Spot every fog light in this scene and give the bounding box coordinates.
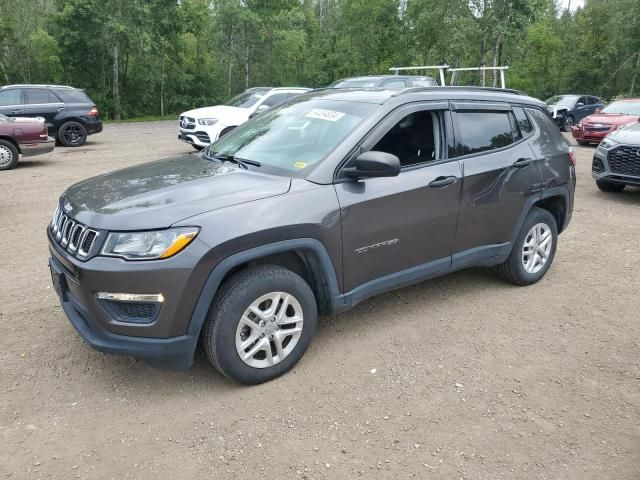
[96,292,164,303]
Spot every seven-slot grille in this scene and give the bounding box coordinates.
[51,205,98,259]
[607,146,640,177]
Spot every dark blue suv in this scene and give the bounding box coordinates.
[545,94,603,131]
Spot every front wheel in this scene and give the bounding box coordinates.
[497,207,558,286]
[596,180,625,193]
[0,139,19,170]
[58,121,88,147]
[202,265,317,384]
[191,144,205,151]
[562,115,574,132]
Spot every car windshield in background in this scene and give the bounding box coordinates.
[601,101,640,115]
[207,98,375,175]
[545,95,578,106]
[331,79,380,88]
[226,90,270,108]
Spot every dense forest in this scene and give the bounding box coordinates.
[0,0,638,120]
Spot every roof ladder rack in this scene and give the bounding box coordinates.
[389,65,450,87]
[448,66,509,89]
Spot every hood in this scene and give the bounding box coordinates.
[180,105,251,122]
[606,123,640,143]
[581,113,640,126]
[61,154,291,230]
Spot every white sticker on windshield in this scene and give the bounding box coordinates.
[305,108,345,122]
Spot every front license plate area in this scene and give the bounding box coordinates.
[50,266,68,302]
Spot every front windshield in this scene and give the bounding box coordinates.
[206,97,376,175]
[601,100,640,115]
[331,79,380,88]
[226,89,270,108]
[545,95,578,106]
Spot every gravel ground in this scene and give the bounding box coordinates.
[1,122,639,479]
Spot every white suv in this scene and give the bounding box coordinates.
[178,87,311,150]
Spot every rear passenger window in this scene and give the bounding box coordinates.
[26,89,59,104]
[456,111,515,155]
[513,107,534,136]
[0,89,22,106]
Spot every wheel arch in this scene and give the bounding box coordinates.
[535,191,569,233]
[187,239,341,340]
[0,136,21,154]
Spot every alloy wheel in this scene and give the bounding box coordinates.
[0,144,14,167]
[62,125,85,146]
[235,291,304,369]
[521,223,553,274]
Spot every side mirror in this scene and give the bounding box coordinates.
[343,151,401,179]
[576,102,585,108]
[594,108,602,113]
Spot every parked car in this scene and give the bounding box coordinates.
[0,84,102,147]
[48,87,575,384]
[329,75,439,89]
[545,94,603,131]
[571,98,640,145]
[591,122,640,192]
[178,87,311,150]
[0,113,54,170]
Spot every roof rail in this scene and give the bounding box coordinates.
[391,85,527,97]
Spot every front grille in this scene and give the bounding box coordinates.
[179,116,196,130]
[50,206,99,259]
[607,146,640,176]
[585,124,612,132]
[592,157,605,173]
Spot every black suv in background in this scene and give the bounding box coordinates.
[0,85,102,146]
[48,87,575,384]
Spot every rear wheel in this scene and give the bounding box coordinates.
[498,208,558,286]
[0,139,19,170]
[202,265,317,384]
[596,180,625,193]
[58,121,87,147]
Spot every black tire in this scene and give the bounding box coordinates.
[58,121,87,147]
[562,115,574,132]
[497,207,558,286]
[577,140,590,146]
[596,180,625,193]
[202,265,317,385]
[0,139,19,170]
[191,144,205,151]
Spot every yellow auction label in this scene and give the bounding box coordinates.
[294,161,308,169]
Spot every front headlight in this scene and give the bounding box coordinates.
[598,138,619,150]
[101,227,199,260]
[197,118,218,126]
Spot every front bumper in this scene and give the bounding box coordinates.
[592,144,640,187]
[47,226,214,369]
[178,129,215,148]
[571,125,609,143]
[20,137,55,157]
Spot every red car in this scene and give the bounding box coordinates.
[0,113,54,170]
[571,98,640,145]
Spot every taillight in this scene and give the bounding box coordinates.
[87,106,99,116]
[568,148,576,166]
[40,124,48,138]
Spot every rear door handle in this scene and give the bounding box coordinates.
[56,107,65,112]
[11,109,22,114]
[428,176,457,188]
[513,158,534,168]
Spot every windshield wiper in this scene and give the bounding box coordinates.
[203,150,261,169]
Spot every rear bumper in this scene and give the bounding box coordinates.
[86,118,103,135]
[19,137,55,157]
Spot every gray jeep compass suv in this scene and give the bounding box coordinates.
[48,87,575,384]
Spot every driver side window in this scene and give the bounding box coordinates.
[371,110,443,167]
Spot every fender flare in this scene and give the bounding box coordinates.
[185,238,341,341]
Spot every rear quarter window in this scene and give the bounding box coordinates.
[54,89,93,104]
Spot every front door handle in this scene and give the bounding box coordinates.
[513,158,534,168]
[428,176,457,188]
[56,106,65,112]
